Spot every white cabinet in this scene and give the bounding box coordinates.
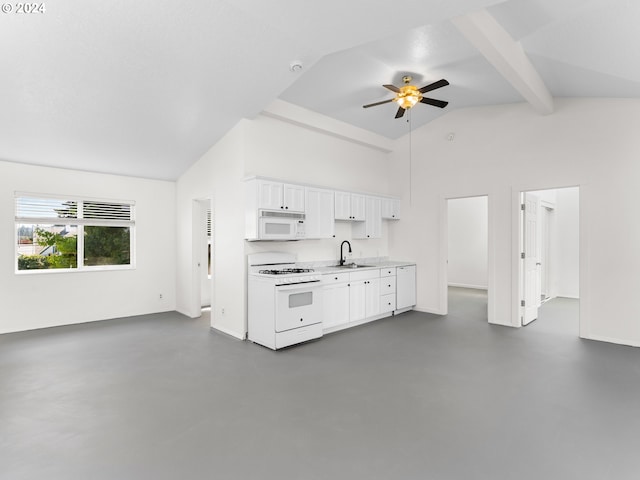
[380,276,396,295]
[352,196,382,239]
[364,277,381,318]
[380,267,396,313]
[351,194,366,221]
[382,198,401,219]
[396,265,417,309]
[255,179,305,212]
[349,269,380,322]
[349,279,380,321]
[380,294,396,314]
[284,184,305,212]
[349,280,367,322]
[335,192,366,221]
[321,266,413,332]
[323,282,350,329]
[305,187,335,239]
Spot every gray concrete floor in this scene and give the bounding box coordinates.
[2,290,640,479]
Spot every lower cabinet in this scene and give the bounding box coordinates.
[380,294,396,314]
[322,265,415,333]
[323,282,350,329]
[349,277,380,322]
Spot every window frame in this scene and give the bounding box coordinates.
[14,192,136,275]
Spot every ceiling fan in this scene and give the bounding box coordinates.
[363,75,449,119]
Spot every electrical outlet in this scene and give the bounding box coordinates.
[221,308,225,315]
[159,293,163,299]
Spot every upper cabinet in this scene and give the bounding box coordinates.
[335,192,366,221]
[352,196,382,239]
[246,177,400,241]
[305,187,335,239]
[381,198,401,220]
[256,179,305,212]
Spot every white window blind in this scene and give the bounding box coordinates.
[16,195,134,226]
[16,197,78,222]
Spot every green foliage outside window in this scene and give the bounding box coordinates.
[17,226,130,270]
[84,226,130,266]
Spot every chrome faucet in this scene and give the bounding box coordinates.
[339,240,352,266]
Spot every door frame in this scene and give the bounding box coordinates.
[189,196,214,319]
[439,193,494,323]
[512,184,586,336]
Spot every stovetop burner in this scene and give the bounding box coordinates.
[258,268,314,275]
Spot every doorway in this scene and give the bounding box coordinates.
[518,187,579,334]
[446,195,489,322]
[191,198,213,318]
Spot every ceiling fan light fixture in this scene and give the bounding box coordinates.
[394,85,422,109]
[362,76,448,117]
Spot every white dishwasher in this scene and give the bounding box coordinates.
[396,265,416,310]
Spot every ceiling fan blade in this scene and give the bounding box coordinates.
[383,84,401,93]
[362,98,395,109]
[419,79,449,94]
[395,107,406,119]
[420,97,448,108]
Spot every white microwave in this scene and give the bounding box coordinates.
[257,210,306,241]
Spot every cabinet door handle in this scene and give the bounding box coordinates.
[334,277,338,280]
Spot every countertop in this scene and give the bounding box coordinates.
[311,260,415,275]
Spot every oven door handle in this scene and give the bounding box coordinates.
[275,281,321,291]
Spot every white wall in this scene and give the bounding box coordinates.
[388,98,640,347]
[447,196,488,289]
[555,187,579,298]
[0,160,176,334]
[176,122,247,338]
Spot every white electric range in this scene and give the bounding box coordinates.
[247,252,323,350]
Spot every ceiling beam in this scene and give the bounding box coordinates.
[262,99,395,153]
[452,9,554,115]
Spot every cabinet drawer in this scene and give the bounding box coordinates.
[350,269,380,281]
[380,276,396,295]
[321,272,350,284]
[380,267,396,277]
[380,294,396,313]
[275,323,323,349]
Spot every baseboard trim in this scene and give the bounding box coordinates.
[448,283,488,290]
[413,306,446,316]
[210,324,245,340]
[556,294,579,300]
[583,333,640,348]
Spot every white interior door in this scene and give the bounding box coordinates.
[540,206,553,303]
[522,193,541,325]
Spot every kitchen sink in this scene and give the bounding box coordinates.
[332,264,375,269]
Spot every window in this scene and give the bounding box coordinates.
[15,194,135,273]
[207,207,212,278]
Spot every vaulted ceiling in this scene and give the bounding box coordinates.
[1,0,639,180]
